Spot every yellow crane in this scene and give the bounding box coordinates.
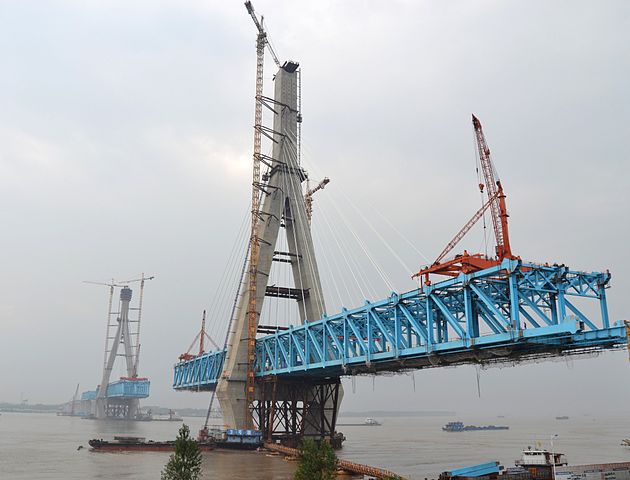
[244,0,280,429]
[305,177,330,225]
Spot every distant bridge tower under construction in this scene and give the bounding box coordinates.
[82,276,153,420]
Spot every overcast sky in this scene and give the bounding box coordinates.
[1,1,629,417]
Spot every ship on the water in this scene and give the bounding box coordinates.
[198,427,264,450]
[151,409,183,422]
[515,446,567,480]
[442,421,509,432]
[90,428,266,452]
[441,446,630,480]
[88,435,215,452]
[516,446,630,480]
[337,417,382,427]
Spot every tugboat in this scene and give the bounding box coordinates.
[88,435,215,452]
[442,421,509,432]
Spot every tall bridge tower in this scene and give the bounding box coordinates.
[216,61,342,439]
[173,12,627,444]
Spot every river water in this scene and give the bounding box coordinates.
[1,412,629,479]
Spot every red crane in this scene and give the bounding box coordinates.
[472,114,513,260]
[179,311,220,362]
[413,115,517,285]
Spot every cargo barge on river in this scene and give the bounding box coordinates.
[443,421,509,432]
[88,435,215,452]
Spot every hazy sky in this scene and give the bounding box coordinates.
[1,1,629,418]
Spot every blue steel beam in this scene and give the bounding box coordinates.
[172,350,225,390]
[173,260,624,391]
[82,379,151,399]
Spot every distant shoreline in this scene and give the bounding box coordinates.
[339,410,455,417]
[0,402,213,417]
[2,402,455,419]
[0,402,61,413]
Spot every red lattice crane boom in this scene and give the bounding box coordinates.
[472,114,513,260]
[413,115,517,285]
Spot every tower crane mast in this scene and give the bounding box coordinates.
[245,1,281,68]
[243,0,282,429]
[304,177,330,224]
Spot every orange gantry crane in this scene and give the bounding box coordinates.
[413,115,518,285]
[179,311,220,362]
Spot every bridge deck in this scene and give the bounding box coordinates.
[173,260,626,391]
[82,379,151,399]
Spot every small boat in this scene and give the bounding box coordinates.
[88,435,215,452]
[337,418,381,427]
[555,416,569,420]
[152,409,183,422]
[442,421,509,432]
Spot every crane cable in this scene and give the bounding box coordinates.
[473,124,489,258]
[203,219,251,431]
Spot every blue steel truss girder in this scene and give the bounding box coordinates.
[172,350,225,391]
[172,260,622,391]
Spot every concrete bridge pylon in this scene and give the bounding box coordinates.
[216,62,343,441]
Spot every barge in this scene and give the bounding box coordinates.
[88,435,215,452]
[555,462,630,480]
[443,421,509,432]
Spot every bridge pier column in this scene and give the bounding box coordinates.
[254,376,344,448]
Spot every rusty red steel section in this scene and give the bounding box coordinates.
[264,442,406,479]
